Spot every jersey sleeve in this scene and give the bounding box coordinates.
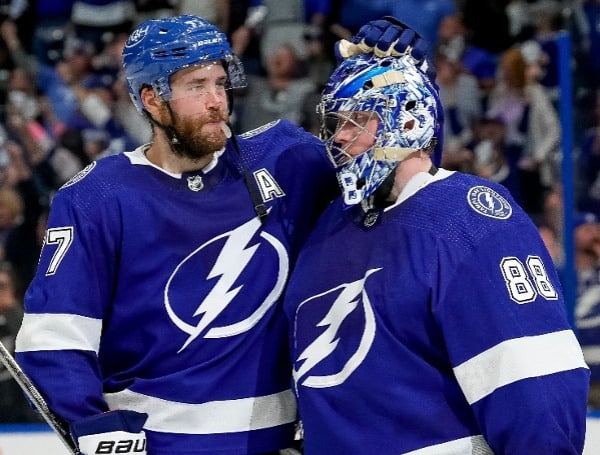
[15,178,119,423]
[435,215,589,454]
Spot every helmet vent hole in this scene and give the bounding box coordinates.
[406,100,416,111]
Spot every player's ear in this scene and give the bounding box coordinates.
[141,86,163,117]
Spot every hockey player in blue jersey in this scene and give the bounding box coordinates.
[12,13,432,455]
[283,53,590,454]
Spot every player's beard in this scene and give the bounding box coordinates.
[170,110,229,161]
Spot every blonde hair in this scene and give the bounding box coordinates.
[0,187,24,225]
[499,47,527,90]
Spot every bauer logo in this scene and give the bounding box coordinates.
[94,438,146,453]
[467,185,512,220]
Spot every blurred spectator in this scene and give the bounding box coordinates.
[541,182,565,241]
[174,0,227,31]
[230,0,309,76]
[578,89,600,214]
[70,0,135,51]
[506,0,535,41]
[0,260,41,423]
[519,1,565,106]
[303,0,335,87]
[435,47,482,166]
[49,128,87,184]
[581,0,600,91]
[572,211,600,409]
[0,182,43,291]
[388,0,456,51]
[229,0,264,76]
[111,71,152,146]
[236,43,316,132]
[486,46,561,218]
[135,0,178,23]
[328,0,391,39]
[0,186,23,247]
[470,115,521,201]
[436,13,467,64]
[29,0,76,66]
[328,0,455,57]
[538,221,563,266]
[461,46,498,114]
[1,19,113,132]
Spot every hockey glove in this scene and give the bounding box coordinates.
[71,410,148,455]
[335,16,433,77]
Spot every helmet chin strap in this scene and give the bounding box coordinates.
[371,171,396,208]
[145,102,186,156]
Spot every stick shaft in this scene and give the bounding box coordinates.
[0,340,80,454]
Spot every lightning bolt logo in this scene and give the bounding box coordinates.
[482,191,494,210]
[293,268,380,389]
[165,215,289,352]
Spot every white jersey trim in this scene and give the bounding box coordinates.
[104,388,297,434]
[402,435,492,455]
[15,313,102,353]
[454,330,588,404]
[124,145,225,177]
[387,168,455,210]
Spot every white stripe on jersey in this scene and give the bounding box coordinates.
[454,330,588,404]
[402,435,492,455]
[16,313,102,353]
[105,388,297,434]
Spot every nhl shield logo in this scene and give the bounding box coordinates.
[187,175,204,191]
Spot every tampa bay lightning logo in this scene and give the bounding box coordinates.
[60,162,97,189]
[467,185,512,219]
[293,268,380,389]
[125,24,149,47]
[165,215,288,352]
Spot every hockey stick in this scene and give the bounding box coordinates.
[0,340,80,454]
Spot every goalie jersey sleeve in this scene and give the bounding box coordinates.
[284,169,589,455]
[15,120,337,455]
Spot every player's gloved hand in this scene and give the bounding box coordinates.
[335,16,430,63]
[70,410,148,455]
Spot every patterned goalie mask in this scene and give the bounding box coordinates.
[318,54,440,208]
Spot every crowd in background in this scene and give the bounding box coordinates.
[0,0,599,422]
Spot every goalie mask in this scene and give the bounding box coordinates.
[122,15,247,114]
[318,54,440,208]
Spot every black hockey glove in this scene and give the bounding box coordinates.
[71,410,148,455]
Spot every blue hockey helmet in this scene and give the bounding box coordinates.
[318,53,441,207]
[122,15,247,114]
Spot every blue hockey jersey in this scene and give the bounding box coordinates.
[284,169,590,454]
[15,120,337,454]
